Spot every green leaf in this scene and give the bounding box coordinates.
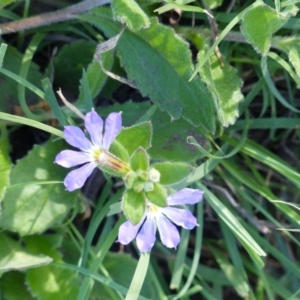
[210,246,250,297]
[81,10,216,133]
[109,139,130,164]
[272,36,300,78]
[122,189,146,224]
[126,253,150,300]
[0,130,11,202]
[112,0,150,31]
[77,51,114,107]
[0,0,15,10]
[202,0,223,9]
[92,252,153,299]
[0,232,52,271]
[0,46,43,113]
[130,147,149,172]
[24,235,80,300]
[53,40,96,98]
[116,121,152,155]
[99,101,208,162]
[152,162,193,185]
[198,48,244,126]
[1,271,33,300]
[198,183,266,267]
[149,111,207,161]
[241,5,287,55]
[145,183,167,207]
[1,139,77,236]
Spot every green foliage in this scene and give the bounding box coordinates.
[152,161,193,185]
[81,9,217,133]
[130,147,149,171]
[0,46,42,113]
[1,271,33,300]
[202,0,222,9]
[77,51,115,107]
[116,121,152,155]
[1,1,300,300]
[93,252,153,299]
[241,5,286,55]
[198,48,244,127]
[0,0,15,10]
[145,183,167,207]
[122,188,146,224]
[1,139,77,236]
[53,40,97,97]
[0,130,11,201]
[25,235,80,300]
[0,233,52,272]
[112,0,150,31]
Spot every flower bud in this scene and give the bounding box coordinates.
[148,168,160,183]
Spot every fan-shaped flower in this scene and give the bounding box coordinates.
[118,188,204,252]
[55,111,129,191]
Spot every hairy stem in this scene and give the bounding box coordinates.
[0,0,111,35]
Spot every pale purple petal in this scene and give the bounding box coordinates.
[103,112,122,150]
[85,111,103,147]
[64,162,97,191]
[168,188,204,206]
[55,150,92,168]
[161,207,198,229]
[64,126,92,151]
[136,214,156,252]
[156,214,180,249]
[118,219,143,245]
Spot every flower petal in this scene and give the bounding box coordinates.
[85,111,103,147]
[167,188,204,206]
[117,219,143,245]
[64,126,92,151]
[103,112,122,150]
[64,162,96,191]
[136,214,156,252]
[161,207,198,229]
[55,150,91,168]
[156,214,180,249]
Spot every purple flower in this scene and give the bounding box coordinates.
[118,188,204,252]
[55,111,129,191]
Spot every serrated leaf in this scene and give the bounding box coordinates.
[81,9,216,133]
[0,233,52,271]
[198,48,244,126]
[24,235,80,300]
[152,162,193,185]
[112,0,150,31]
[116,121,152,155]
[241,5,287,55]
[77,51,114,106]
[0,131,11,201]
[130,147,149,171]
[1,139,77,236]
[145,183,167,207]
[122,189,146,224]
[1,271,33,300]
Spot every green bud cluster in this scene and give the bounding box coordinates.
[107,121,194,225]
